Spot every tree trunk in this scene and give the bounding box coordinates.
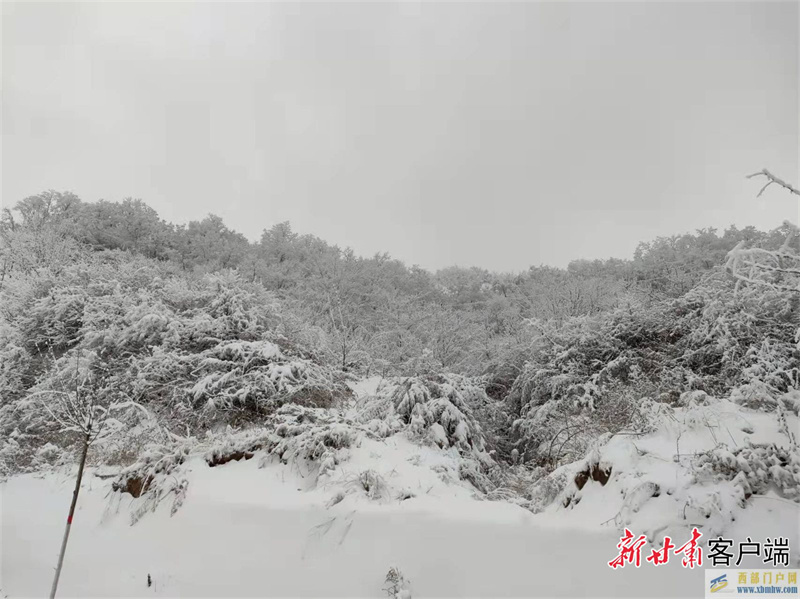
[50,432,90,599]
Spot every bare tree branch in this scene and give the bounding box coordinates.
[746,168,800,198]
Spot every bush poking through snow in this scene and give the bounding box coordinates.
[524,468,570,513]
[111,435,194,524]
[264,404,361,479]
[353,374,504,493]
[384,566,412,599]
[204,427,271,467]
[358,469,388,500]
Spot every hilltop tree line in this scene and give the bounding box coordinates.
[0,188,797,484]
[2,191,793,386]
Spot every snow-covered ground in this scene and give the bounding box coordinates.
[2,456,700,598]
[2,380,797,598]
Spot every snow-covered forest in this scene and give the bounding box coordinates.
[1,189,799,597]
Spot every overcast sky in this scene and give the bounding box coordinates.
[2,1,799,271]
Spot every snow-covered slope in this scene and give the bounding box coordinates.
[3,450,700,598]
[2,380,798,598]
[527,392,800,552]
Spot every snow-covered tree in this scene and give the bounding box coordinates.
[27,351,145,598]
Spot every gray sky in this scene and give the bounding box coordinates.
[2,1,799,271]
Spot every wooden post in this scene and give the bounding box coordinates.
[49,431,91,599]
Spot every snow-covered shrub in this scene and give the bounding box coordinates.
[730,339,800,414]
[202,404,364,480]
[32,442,68,469]
[0,392,79,477]
[106,405,370,522]
[384,566,412,599]
[111,435,195,524]
[96,421,163,468]
[0,429,40,480]
[263,404,363,480]
[508,270,799,468]
[0,318,31,403]
[726,221,800,297]
[357,375,496,462]
[510,382,662,469]
[517,381,800,540]
[352,374,502,493]
[122,318,350,429]
[184,340,344,413]
[0,249,355,472]
[204,426,271,467]
[356,469,389,500]
[523,467,570,513]
[693,443,800,502]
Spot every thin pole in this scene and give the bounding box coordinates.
[50,432,90,599]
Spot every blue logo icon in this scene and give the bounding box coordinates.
[710,574,728,593]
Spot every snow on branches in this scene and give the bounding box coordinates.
[694,442,800,502]
[356,375,496,463]
[728,169,799,298]
[726,226,800,295]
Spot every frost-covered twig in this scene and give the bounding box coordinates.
[747,168,800,197]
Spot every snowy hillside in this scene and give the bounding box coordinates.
[2,194,799,598]
[3,379,797,598]
[4,0,800,594]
